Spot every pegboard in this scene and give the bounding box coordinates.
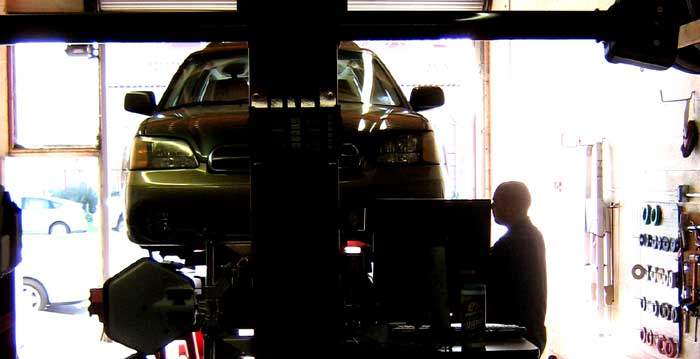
[635,201,683,358]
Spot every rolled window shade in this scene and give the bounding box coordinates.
[100,1,237,12]
[99,0,485,12]
[348,1,485,11]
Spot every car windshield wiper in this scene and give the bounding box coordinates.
[163,99,249,111]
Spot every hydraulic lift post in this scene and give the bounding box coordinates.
[241,1,345,358]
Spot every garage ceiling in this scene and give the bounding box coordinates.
[99,0,485,12]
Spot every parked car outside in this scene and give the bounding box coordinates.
[123,41,446,251]
[16,231,101,311]
[19,196,89,235]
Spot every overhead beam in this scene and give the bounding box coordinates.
[340,11,620,40]
[0,12,248,43]
[0,11,634,44]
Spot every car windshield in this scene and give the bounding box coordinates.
[160,49,405,110]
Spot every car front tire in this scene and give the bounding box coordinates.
[49,222,71,235]
[22,278,49,311]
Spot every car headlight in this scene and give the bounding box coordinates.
[129,136,198,170]
[377,134,420,164]
[376,133,439,165]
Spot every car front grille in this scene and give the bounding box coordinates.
[208,143,362,173]
[208,145,250,172]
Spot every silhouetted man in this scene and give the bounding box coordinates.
[486,181,547,355]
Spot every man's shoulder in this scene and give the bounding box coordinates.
[513,219,543,239]
[507,222,545,253]
[491,234,518,257]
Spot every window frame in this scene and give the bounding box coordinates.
[7,46,101,156]
[5,43,110,283]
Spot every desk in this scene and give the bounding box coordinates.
[483,338,540,358]
[339,337,540,359]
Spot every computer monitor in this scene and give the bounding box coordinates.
[367,199,491,326]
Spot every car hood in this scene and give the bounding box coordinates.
[139,103,431,158]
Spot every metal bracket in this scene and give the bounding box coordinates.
[660,90,695,103]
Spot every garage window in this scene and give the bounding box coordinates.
[10,43,100,151]
[348,0,485,11]
[99,0,237,12]
[98,0,485,12]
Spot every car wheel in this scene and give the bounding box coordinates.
[49,222,71,235]
[22,278,48,311]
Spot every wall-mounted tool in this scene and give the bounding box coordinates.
[643,205,653,225]
[640,327,680,357]
[671,271,681,288]
[660,303,680,323]
[642,204,661,225]
[658,335,679,357]
[648,205,663,226]
[652,300,660,317]
[638,234,682,253]
[641,296,649,311]
[672,306,680,323]
[687,224,700,248]
[632,264,647,280]
[584,143,617,310]
[665,91,699,158]
[640,233,648,246]
[644,265,679,288]
[680,213,692,253]
[639,298,681,322]
[682,119,698,158]
[677,209,700,350]
[631,265,679,287]
[678,185,700,203]
[689,255,699,305]
[682,256,699,330]
[641,326,654,344]
[678,91,699,158]
[661,236,671,251]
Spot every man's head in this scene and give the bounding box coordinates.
[492,181,531,226]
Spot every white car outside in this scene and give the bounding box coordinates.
[19,196,89,235]
[16,232,101,311]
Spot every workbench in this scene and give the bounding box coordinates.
[338,337,540,359]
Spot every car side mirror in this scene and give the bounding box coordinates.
[124,91,156,116]
[409,86,444,112]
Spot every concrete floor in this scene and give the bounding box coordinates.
[16,301,137,358]
[15,230,148,359]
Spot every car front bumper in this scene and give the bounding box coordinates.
[126,164,444,247]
